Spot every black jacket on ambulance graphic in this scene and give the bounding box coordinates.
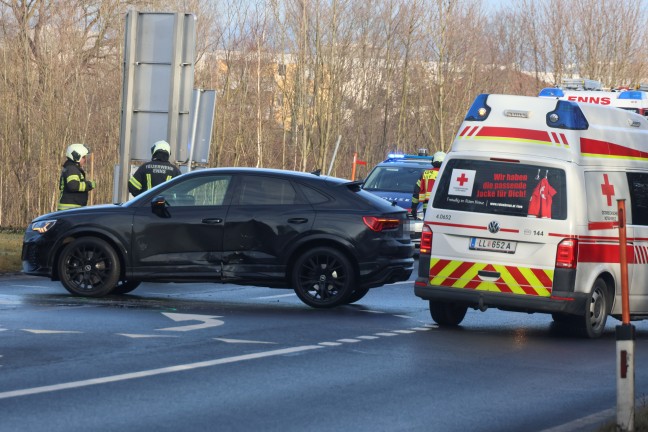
[527,177,556,218]
[128,151,182,197]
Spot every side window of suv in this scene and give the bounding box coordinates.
[235,176,306,205]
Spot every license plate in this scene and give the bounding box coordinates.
[469,237,517,253]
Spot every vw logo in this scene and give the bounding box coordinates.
[488,221,500,234]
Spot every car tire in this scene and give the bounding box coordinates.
[58,237,121,297]
[429,300,467,326]
[292,247,355,308]
[572,278,610,338]
[346,286,371,304]
[112,280,141,295]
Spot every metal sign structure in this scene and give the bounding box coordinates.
[117,11,196,202]
[186,89,216,169]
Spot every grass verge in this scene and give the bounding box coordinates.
[0,229,24,274]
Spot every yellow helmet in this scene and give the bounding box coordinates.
[66,143,90,162]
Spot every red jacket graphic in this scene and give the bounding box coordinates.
[527,178,556,218]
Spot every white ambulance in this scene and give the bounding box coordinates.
[415,93,648,338]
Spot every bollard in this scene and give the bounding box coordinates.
[616,199,635,431]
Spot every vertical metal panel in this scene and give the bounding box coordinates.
[187,89,216,166]
[116,11,196,202]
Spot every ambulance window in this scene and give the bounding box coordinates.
[432,159,567,220]
[627,172,648,225]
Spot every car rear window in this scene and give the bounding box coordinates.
[433,159,567,220]
[363,165,427,193]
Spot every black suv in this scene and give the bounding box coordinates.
[22,168,414,308]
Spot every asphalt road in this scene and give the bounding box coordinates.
[1,265,647,432]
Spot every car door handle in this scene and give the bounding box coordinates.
[202,218,223,224]
[287,218,308,224]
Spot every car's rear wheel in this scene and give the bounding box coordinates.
[346,286,371,304]
[429,300,467,326]
[58,237,120,297]
[112,280,141,295]
[292,247,355,308]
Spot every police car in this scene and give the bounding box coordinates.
[362,150,433,247]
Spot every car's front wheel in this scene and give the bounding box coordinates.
[58,237,120,297]
[292,247,355,308]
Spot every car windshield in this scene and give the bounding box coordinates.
[363,165,427,193]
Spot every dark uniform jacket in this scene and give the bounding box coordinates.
[58,159,94,211]
[128,152,182,197]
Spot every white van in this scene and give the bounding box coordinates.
[415,94,648,338]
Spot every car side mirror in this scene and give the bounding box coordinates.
[151,195,170,218]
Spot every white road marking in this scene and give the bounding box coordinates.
[538,407,615,432]
[214,338,276,344]
[255,293,296,299]
[318,342,342,346]
[0,345,323,400]
[375,332,398,337]
[9,285,44,288]
[358,310,385,314]
[157,313,224,332]
[118,334,179,339]
[21,329,82,334]
[393,314,412,319]
[337,338,360,343]
[356,335,379,340]
[392,330,415,334]
[410,327,432,331]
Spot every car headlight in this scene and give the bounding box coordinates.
[31,220,57,233]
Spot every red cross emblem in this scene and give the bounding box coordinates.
[600,174,615,206]
[456,173,469,186]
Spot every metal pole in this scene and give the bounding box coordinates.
[327,135,341,176]
[187,89,201,173]
[616,199,635,432]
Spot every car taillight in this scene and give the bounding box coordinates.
[420,224,432,255]
[363,216,400,232]
[555,238,578,269]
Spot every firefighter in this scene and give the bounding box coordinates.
[58,143,95,211]
[128,140,182,197]
[410,151,446,218]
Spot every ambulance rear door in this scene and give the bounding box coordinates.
[425,156,569,298]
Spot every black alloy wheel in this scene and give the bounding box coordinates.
[58,237,121,297]
[112,280,142,295]
[292,247,355,308]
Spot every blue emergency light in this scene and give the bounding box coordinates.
[618,91,646,100]
[538,88,565,98]
[465,94,491,121]
[546,100,589,130]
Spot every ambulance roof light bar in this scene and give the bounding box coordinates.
[546,100,589,130]
[562,78,602,91]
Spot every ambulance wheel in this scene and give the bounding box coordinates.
[429,301,467,326]
[574,278,610,339]
[58,237,120,297]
